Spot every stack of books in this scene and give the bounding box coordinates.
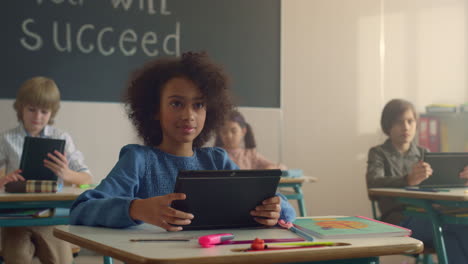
[293,216,411,239]
[426,104,457,113]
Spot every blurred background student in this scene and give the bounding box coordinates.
[0,76,92,264]
[366,98,468,263]
[215,110,286,170]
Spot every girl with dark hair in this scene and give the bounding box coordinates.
[215,110,287,170]
[70,52,296,231]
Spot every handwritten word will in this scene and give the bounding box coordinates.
[111,0,171,15]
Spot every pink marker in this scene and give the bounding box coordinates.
[198,233,235,248]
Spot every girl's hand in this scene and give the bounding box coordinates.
[129,193,194,231]
[0,169,25,187]
[407,161,433,186]
[43,150,74,182]
[460,166,468,179]
[251,196,281,226]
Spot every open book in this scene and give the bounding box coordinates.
[293,216,411,239]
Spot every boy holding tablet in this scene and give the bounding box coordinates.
[366,99,468,262]
[0,76,92,264]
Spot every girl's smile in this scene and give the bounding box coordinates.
[179,124,196,134]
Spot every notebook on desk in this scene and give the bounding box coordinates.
[419,152,468,188]
[171,169,281,230]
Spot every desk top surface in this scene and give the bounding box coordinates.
[0,187,85,202]
[54,218,422,264]
[369,187,468,201]
[279,176,318,184]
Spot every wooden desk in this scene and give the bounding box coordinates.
[279,176,317,184]
[0,187,84,227]
[54,218,422,264]
[368,187,468,264]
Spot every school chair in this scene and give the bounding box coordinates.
[370,198,436,264]
[279,169,308,217]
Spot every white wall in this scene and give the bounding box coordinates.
[1,0,467,220]
[282,0,468,218]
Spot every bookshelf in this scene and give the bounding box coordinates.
[418,112,468,152]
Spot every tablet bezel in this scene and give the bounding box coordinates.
[172,169,281,230]
[420,152,468,188]
[19,136,65,181]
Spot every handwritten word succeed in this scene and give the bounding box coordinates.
[20,18,180,57]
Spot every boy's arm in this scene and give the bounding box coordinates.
[44,150,92,185]
[366,148,408,188]
[62,132,93,184]
[64,171,92,185]
[460,166,468,180]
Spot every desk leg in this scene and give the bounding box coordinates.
[294,186,307,217]
[401,198,449,264]
[103,256,113,264]
[422,200,448,264]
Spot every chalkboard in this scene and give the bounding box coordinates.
[0,0,280,108]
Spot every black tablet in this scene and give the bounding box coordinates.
[19,136,66,181]
[420,152,468,188]
[172,169,281,230]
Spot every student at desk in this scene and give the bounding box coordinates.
[366,98,468,263]
[70,52,296,231]
[0,77,93,264]
[215,110,287,170]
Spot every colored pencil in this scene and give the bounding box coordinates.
[290,225,315,241]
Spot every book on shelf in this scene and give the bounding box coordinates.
[461,103,468,112]
[293,216,411,239]
[428,117,440,152]
[439,121,449,152]
[418,117,430,150]
[425,104,457,113]
[0,208,53,219]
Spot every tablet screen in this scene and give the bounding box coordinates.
[172,169,281,230]
[19,137,65,181]
[420,152,468,188]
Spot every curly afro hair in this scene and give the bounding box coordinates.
[123,52,234,148]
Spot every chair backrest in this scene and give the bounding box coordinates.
[370,199,381,220]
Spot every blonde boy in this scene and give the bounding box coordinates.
[0,76,92,264]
